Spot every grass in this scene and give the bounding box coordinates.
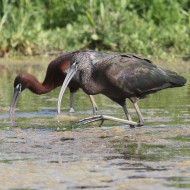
[0,0,189,59]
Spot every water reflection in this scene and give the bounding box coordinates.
[0,58,189,128]
[0,58,190,189]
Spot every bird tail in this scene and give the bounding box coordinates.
[164,69,187,87]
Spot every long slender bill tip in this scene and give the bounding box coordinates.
[9,90,20,118]
[57,66,77,114]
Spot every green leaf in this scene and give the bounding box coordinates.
[86,11,95,26]
[100,2,104,20]
[91,33,99,40]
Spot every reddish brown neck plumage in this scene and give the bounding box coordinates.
[29,79,53,95]
[20,73,54,94]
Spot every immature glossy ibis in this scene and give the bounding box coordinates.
[57,50,187,127]
[9,52,98,118]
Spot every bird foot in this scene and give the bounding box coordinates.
[92,105,98,115]
[76,115,138,127]
[69,108,75,113]
[93,108,98,115]
[137,120,144,127]
[76,115,103,125]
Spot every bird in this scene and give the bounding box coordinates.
[57,50,187,127]
[9,52,98,119]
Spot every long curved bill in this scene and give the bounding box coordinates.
[57,62,77,114]
[9,86,21,120]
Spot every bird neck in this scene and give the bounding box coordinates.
[29,77,54,95]
[80,65,102,95]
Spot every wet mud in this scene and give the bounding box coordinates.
[0,125,190,190]
[0,58,190,189]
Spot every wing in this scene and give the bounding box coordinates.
[99,54,171,97]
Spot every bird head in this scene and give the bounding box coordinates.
[9,73,31,118]
[57,53,92,114]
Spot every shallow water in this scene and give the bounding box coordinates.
[0,58,190,190]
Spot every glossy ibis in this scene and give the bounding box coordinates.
[9,52,98,118]
[57,50,187,127]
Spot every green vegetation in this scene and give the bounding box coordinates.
[0,0,189,58]
[169,135,190,142]
[167,177,190,189]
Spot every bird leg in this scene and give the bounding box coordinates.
[122,103,135,128]
[76,115,138,126]
[130,97,144,126]
[122,104,132,121]
[133,102,144,126]
[69,93,98,114]
[89,95,98,114]
[69,92,75,113]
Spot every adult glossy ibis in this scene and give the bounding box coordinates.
[9,52,98,119]
[57,50,187,127]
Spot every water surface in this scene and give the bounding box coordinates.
[0,58,190,190]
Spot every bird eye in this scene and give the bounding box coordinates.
[72,61,78,70]
[16,84,22,93]
[73,61,78,66]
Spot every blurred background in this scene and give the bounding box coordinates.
[0,0,189,59]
